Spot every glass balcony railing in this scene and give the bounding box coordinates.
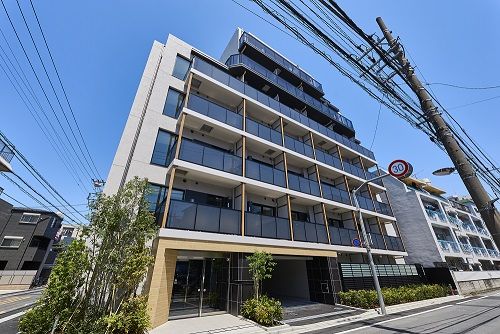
[167,199,241,235]
[356,195,375,211]
[329,226,360,247]
[187,94,243,129]
[476,226,489,236]
[245,159,286,188]
[462,223,477,233]
[292,220,329,244]
[284,135,314,159]
[425,209,447,223]
[385,235,405,252]
[314,148,343,170]
[438,240,460,253]
[343,161,367,179]
[0,140,14,163]
[487,249,499,258]
[366,170,384,186]
[321,183,351,205]
[368,233,386,250]
[179,139,242,175]
[192,57,376,160]
[450,200,470,213]
[472,246,487,257]
[239,32,323,93]
[288,173,321,197]
[245,212,291,240]
[460,243,473,254]
[227,54,345,128]
[374,201,393,216]
[447,215,463,229]
[246,118,282,145]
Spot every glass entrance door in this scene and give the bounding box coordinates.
[169,258,228,319]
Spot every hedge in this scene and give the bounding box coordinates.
[339,284,450,309]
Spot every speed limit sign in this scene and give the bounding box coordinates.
[388,160,413,179]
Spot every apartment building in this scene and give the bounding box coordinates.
[384,175,500,271]
[0,198,63,289]
[104,29,407,328]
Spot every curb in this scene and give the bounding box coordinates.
[0,287,43,299]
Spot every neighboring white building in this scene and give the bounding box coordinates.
[384,175,500,271]
[104,29,408,328]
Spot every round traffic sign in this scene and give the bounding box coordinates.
[388,160,413,179]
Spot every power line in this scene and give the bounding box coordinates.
[27,0,102,179]
[426,82,500,90]
[369,102,382,150]
[447,94,500,110]
[1,190,30,208]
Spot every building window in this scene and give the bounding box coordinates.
[291,211,309,222]
[0,236,23,248]
[146,184,168,213]
[248,202,276,217]
[163,88,185,118]
[172,55,191,80]
[151,130,175,166]
[62,227,74,237]
[19,213,40,224]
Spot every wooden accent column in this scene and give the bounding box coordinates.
[241,183,246,236]
[283,152,290,189]
[309,132,317,160]
[241,137,246,177]
[279,117,285,147]
[183,73,193,108]
[336,145,345,170]
[322,203,331,244]
[242,99,247,132]
[287,194,294,241]
[160,113,186,228]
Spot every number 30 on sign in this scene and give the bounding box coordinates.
[388,160,413,179]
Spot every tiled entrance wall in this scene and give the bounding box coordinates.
[228,252,253,315]
[306,256,342,304]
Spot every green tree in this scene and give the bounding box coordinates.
[19,177,158,334]
[247,251,276,300]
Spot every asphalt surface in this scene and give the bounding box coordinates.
[309,292,500,334]
[0,290,42,334]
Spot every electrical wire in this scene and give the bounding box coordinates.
[370,102,382,150]
[426,82,500,90]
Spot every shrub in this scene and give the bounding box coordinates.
[241,296,283,326]
[339,284,450,309]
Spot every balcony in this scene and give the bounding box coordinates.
[167,199,241,235]
[246,118,282,145]
[187,94,243,129]
[487,249,500,258]
[239,32,323,94]
[292,219,329,244]
[284,135,314,159]
[425,209,447,223]
[368,233,386,250]
[447,215,463,229]
[288,173,321,197]
[450,200,470,213]
[321,183,351,206]
[476,227,489,236]
[356,195,375,212]
[472,246,488,257]
[246,159,286,188]
[438,240,460,253]
[192,57,375,160]
[462,223,477,233]
[245,212,291,240]
[460,243,473,254]
[329,226,360,247]
[179,139,242,176]
[385,235,405,252]
[343,161,366,179]
[226,54,346,130]
[374,201,393,216]
[314,147,343,170]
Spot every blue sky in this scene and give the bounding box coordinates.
[1,0,499,220]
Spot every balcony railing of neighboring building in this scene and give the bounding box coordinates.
[245,159,286,188]
[0,140,14,163]
[460,243,473,254]
[449,200,470,213]
[192,57,376,160]
[476,226,489,236]
[447,215,463,229]
[187,94,243,130]
[226,53,350,131]
[321,182,351,206]
[166,199,241,235]
[179,139,243,176]
[438,240,460,253]
[239,32,324,94]
[288,173,321,197]
[461,222,477,234]
[245,212,291,240]
[425,208,447,223]
[487,248,499,258]
[292,219,330,244]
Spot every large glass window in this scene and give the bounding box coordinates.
[151,130,175,166]
[248,202,276,217]
[172,55,191,80]
[163,88,185,118]
[146,184,167,213]
[1,236,23,248]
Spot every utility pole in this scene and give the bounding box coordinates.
[375,17,500,247]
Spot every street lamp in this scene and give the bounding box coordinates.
[432,167,456,176]
[351,159,413,316]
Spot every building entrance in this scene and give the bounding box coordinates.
[169,257,229,319]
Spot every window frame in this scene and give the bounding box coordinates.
[171,54,191,80]
[150,129,176,167]
[162,87,185,118]
[0,236,24,249]
[19,213,41,224]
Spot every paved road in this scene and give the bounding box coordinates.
[0,290,42,334]
[311,292,500,334]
